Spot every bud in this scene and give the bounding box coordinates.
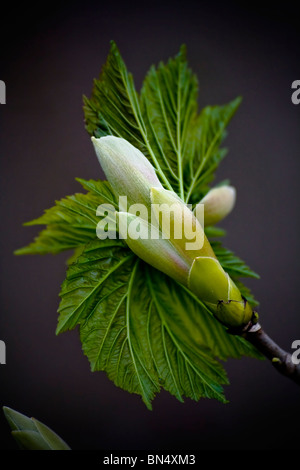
[92,136,253,328]
[194,185,236,227]
[3,406,71,450]
[188,256,252,326]
[92,135,162,211]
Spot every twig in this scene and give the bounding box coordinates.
[243,323,300,385]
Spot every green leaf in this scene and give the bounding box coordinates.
[58,238,262,408]
[59,239,158,408]
[211,241,260,280]
[205,225,227,238]
[149,272,262,361]
[57,239,133,333]
[14,179,116,256]
[83,41,141,142]
[75,177,118,208]
[3,406,71,450]
[184,98,242,203]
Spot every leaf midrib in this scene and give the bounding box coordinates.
[125,259,154,409]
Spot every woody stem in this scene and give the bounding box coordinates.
[243,324,300,385]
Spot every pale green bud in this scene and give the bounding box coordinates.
[194,185,236,227]
[92,137,253,328]
[92,136,162,210]
[3,406,71,450]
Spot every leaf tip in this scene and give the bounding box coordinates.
[144,400,153,411]
[55,324,63,336]
[109,40,119,55]
[178,43,187,59]
[13,246,31,256]
[235,95,243,107]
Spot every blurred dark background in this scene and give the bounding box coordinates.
[0,0,299,451]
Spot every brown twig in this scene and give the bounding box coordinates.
[243,323,300,385]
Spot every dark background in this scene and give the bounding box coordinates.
[0,0,299,451]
